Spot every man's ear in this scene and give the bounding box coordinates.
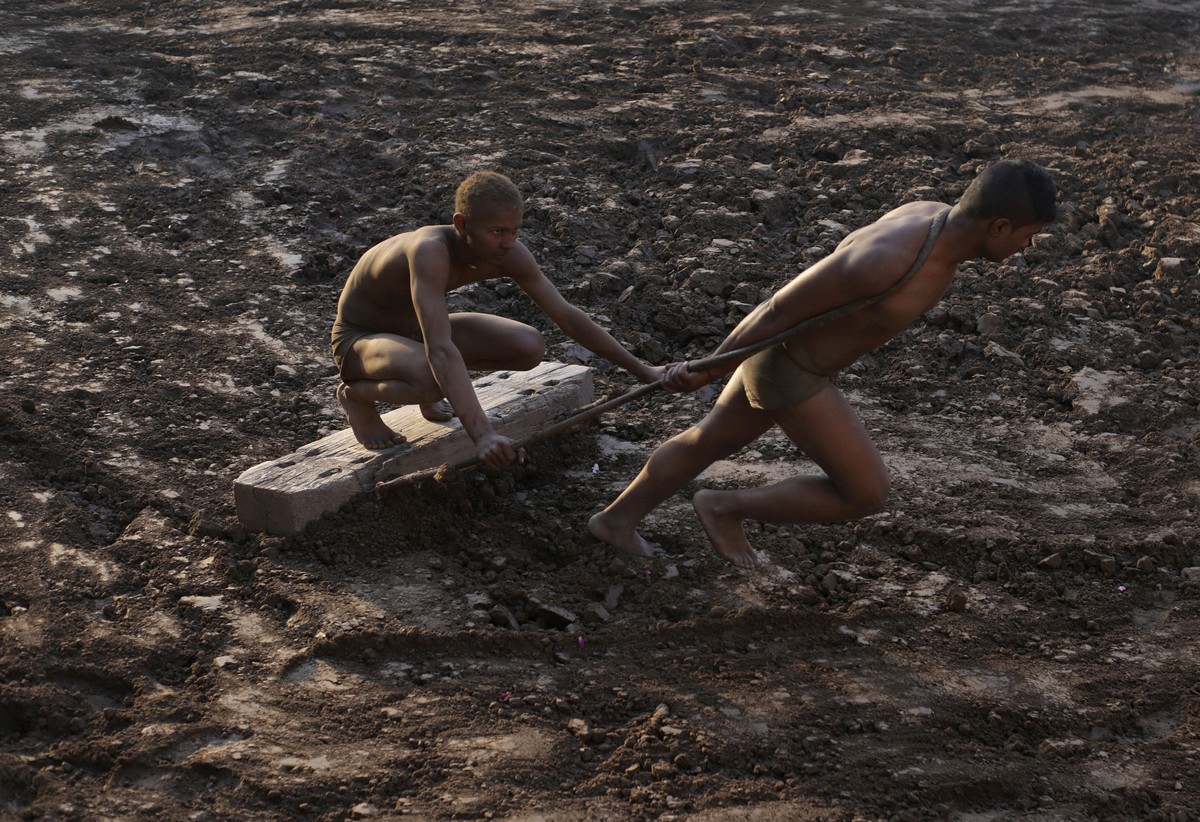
[988,217,1013,237]
[452,212,467,234]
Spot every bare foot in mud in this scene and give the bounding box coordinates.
[588,510,664,558]
[693,489,760,569]
[420,399,455,422]
[337,384,405,450]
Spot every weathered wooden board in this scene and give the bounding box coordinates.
[234,361,594,535]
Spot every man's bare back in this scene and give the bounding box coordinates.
[762,202,961,376]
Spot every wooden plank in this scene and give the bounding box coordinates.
[234,361,594,535]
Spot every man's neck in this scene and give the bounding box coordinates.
[447,228,482,270]
[937,210,987,265]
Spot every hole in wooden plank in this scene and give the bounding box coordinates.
[318,468,340,478]
[276,460,295,468]
[543,379,560,386]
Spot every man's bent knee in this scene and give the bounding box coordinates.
[849,474,890,516]
[512,327,545,370]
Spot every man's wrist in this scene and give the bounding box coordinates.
[462,417,495,444]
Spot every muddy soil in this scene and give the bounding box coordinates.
[3,1,1200,820]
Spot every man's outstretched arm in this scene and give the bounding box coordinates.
[512,246,667,384]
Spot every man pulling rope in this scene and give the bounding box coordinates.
[589,159,1058,568]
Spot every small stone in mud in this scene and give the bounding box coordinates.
[1136,556,1156,573]
[20,399,36,414]
[1083,549,1118,576]
[1038,552,1064,571]
[942,590,968,612]
[1153,257,1189,280]
[976,312,1004,336]
[604,585,623,610]
[529,600,578,629]
[466,592,494,610]
[749,162,777,179]
[792,586,820,606]
[673,752,697,771]
[489,605,520,631]
[188,510,224,539]
[649,760,677,779]
[583,603,611,623]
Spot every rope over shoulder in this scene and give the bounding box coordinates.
[687,205,951,374]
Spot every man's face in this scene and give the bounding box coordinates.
[461,206,522,264]
[984,219,1045,263]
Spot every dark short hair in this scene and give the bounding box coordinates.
[958,159,1057,227]
[454,171,523,218]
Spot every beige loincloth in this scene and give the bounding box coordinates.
[739,344,837,411]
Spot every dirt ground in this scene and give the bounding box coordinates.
[3,1,1200,819]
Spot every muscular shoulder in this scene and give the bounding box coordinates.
[407,226,453,260]
[878,200,947,220]
[353,227,423,271]
[836,205,945,281]
[831,228,915,289]
[392,226,454,281]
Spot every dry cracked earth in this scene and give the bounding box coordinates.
[2,1,1200,820]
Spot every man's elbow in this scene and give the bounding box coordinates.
[557,307,591,338]
[424,343,458,371]
[758,296,787,328]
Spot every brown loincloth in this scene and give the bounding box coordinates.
[739,344,837,411]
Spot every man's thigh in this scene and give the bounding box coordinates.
[692,370,776,451]
[341,333,429,382]
[770,387,886,486]
[447,312,541,364]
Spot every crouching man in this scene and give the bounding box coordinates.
[333,171,668,467]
